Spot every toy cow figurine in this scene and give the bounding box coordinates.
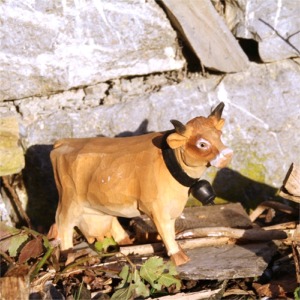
[50,102,233,266]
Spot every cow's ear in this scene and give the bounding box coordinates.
[166,132,187,149]
[215,118,225,130]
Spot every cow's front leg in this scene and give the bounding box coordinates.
[152,215,190,266]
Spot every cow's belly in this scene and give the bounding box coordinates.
[83,197,142,218]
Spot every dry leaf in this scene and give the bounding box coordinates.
[18,236,43,264]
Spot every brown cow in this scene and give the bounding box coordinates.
[50,102,233,266]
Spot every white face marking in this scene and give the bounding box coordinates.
[196,138,211,151]
[210,148,233,168]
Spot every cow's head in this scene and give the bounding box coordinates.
[166,102,233,169]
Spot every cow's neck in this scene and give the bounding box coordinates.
[174,148,207,179]
[162,132,206,187]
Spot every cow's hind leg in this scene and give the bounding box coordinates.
[56,203,80,250]
[56,214,77,251]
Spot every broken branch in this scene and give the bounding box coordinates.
[176,227,287,241]
[249,200,298,222]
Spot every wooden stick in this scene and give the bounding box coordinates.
[2,176,32,228]
[279,163,300,203]
[262,221,297,231]
[249,200,298,222]
[176,227,287,241]
[118,237,230,257]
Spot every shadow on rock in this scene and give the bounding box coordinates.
[23,144,57,232]
[212,168,283,212]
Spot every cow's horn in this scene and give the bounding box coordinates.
[209,102,225,120]
[170,119,186,135]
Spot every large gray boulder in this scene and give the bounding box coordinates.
[225,0,300,62]
[0,0,184,101]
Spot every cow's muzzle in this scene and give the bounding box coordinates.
[209,148,233,168]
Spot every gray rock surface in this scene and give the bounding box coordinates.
[14,60,300,190]
[178,242,278,280]
[227,0,300,62]
[0,0,184,101]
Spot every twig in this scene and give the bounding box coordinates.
[0,250,15,264]
[2,176,32,228]
[176,226,287,241]
[262,221,297,230]
[249,200,298,222]
[118,237,231,257]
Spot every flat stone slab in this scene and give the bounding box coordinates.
[178,242,278,280]
[132,203,252,243]
[162,0,249,72]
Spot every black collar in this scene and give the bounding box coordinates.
[161,131,199,187]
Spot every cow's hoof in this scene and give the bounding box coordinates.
[171,250,190,266]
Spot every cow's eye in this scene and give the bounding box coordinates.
[196,138,210,150]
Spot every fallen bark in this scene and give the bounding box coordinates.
[279,163,300,203]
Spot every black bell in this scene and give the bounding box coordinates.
[189,180,216,205]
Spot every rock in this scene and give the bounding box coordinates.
[16,60,300,190]
[226,0,300,62]
[132,203,252,243]
[0,115,25,176]
[162,0,249,72]
[0,0,184,101]
[178,242,278,280]
[1,59,300,227]
[0,192,13,227]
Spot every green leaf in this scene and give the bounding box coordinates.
[165,261,178,276]
[0,222,20,240]
[111,285,135,300]
[116,265,131,289]
[8,234,29,257]
[132,269,150,298]
[157,273,181,290]
[94,237,117,252]
[94,241,103,252]
[140,256,164,290]
[295,286,300,300]
[112,265,135,300]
